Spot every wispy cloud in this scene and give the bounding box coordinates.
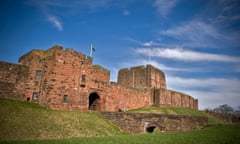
[119,58,198,72]
[135,47,240,62]
[153,0,179,17]
[167,76,240,109]
[167,77,240,91]
[160,20,228,48]
[206,0,240,26]
[47,15,63,31]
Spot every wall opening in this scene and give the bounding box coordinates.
[63,95,68,103]
[146,126,156,133]
[89,92,100,110]
[144,122,162,133]
[35,70,42,78]
[32,92,39,101]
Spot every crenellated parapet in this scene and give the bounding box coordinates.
[0,45,199,111]
[118,64,166,89]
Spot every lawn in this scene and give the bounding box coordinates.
[128,106,223,125]
[0,98,124,141]
[1,98,238,144]
[1,125,240,144]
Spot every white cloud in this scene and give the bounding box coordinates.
[153,0,179,17]
[160,20,228,48]
[143,41,153,47]
[120,58,198,72]
[135,47,240,62]
[167,77,240,91]
[208,0,240,25]
[161,20,223,40]
[166,76,240,109]
[47,15,63,31]
[187,90,240,110]
[138,59,192,72]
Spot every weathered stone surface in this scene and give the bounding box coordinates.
[0,45,198,111]
[118,65,166,89]
[100,112,208,133]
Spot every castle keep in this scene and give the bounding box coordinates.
[0,45,198,111]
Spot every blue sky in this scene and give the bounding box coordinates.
[1,0,240,110]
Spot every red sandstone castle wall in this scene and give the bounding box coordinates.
[158,88,198,109]
[103,83,151,111]
[17,45,111,111]
[118,65,166,89]
[0,62,29,99]
[146,65,166,89]
[0,45,199,111]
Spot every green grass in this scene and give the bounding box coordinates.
[0,98,124,141]
[1,125,240,144]
[0,98,231,144]
[128,106,223,125]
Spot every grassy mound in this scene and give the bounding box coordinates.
[2,125,240,144]
[128,106,223,125]
[0,98,124,141]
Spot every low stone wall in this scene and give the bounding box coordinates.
[100,112,208,134]
[206,111,240,124]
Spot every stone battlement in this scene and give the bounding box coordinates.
[0,45,198,111]
[118,64,166,89]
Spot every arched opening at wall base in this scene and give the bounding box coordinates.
[144,122,163,133]
[88,92,100,111]
[146,126,157,133]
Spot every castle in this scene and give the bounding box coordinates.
[0,45,198,111]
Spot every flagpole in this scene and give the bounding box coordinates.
[149,47,152,64]
[90,43,93,57]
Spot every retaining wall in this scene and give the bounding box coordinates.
[100,112,208,134]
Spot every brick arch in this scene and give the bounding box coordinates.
[88,92,101,110]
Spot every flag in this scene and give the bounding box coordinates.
[91,44,95,52]
[90,43,95,57]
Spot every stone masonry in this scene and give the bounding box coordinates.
[101,112,208,133]
[0,45,198,111]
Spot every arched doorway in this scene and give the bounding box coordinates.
[89,92,100,110]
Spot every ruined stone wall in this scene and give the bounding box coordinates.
[102,83,151,111]
[118,65,166,89]
[0,61,29,99]
[155,88,198,109]
[101,112,208,134]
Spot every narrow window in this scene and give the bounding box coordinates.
[63,95,68,103]
[32,92,39,101]
[36,70,42,78]
[82,75,86,83]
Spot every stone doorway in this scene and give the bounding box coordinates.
[89,92,100,110]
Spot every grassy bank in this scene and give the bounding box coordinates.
[0,98,227,143]
[0,98,124,141]
[1,125,240,144]
[128,106,223,124]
